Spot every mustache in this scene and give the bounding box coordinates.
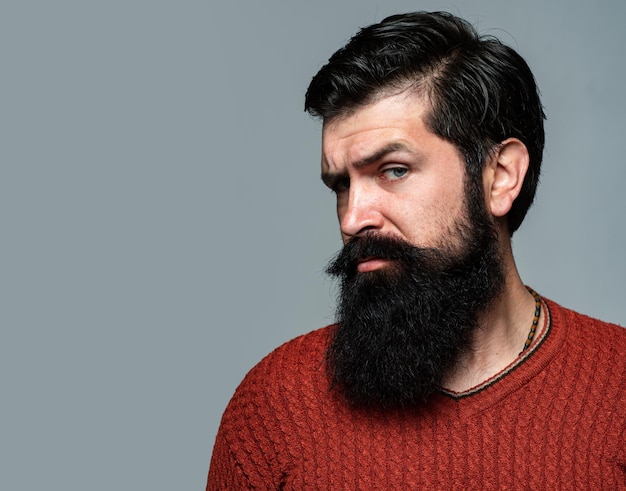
[325,233,446,277]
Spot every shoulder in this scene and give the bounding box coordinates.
[240,325,334,393]
[546,298,626,369]
[209,326,336,487]
[547,299,626,344]
[219,325,335,427]
[214,324,335,424]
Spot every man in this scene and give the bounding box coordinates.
[207,12,626,489]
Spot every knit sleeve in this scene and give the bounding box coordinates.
[206,327,331,490]
[206,428,255,490]
[206,346,302,490]
[206,365,284,491]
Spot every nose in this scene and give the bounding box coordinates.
[339,184,384,240]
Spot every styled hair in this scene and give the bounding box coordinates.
[304,11,545,235]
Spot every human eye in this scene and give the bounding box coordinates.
[380,166,408,181]
[322,172,350,195]
[330,176,350,194]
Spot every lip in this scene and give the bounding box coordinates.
[356,257,392,273]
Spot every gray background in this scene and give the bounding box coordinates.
[2,0,624,489]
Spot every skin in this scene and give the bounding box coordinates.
[321,89,545,392]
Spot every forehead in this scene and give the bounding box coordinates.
[321,91,436,172]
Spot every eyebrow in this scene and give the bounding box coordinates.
[321,141,411,188]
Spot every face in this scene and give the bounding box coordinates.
[321,91,505,409]
[322,90,469,265]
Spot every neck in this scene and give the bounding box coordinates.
[442,252,543,393]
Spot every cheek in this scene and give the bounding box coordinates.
[396,194,464,245]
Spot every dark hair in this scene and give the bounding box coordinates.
[304,11,545,235]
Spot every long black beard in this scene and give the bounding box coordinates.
[325,189,504,409]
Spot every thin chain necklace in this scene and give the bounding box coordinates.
[520,287,541,354]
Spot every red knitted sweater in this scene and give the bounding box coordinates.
[207,299,626,490]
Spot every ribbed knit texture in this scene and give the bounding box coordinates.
[207,299,626,490]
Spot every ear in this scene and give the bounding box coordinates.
[483,138,530,218]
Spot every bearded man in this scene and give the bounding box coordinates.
[207,12,626,490]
